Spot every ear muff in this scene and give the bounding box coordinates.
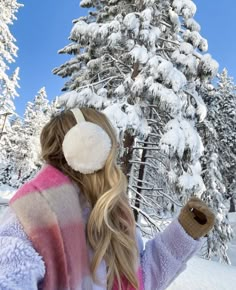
[62,108,112,174]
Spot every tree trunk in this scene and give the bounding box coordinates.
[133,136,149,221]
[229,197,236,212]
[120,131,135,180]
[18,169,21,180]
[0,113,10,140]
[120,62,140,177]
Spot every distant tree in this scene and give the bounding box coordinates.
[199,112,233,263]
[0,86,53,188]
[24,87,50,133]
[0,0,22,121]
[0,0,22,187]
[213,69,236,209]
[19,87,51,183]
[197,68,236,263]
[0,68,20,159]
[0,115,13,186]
[48,96,61,116]
[201,69,236,209]
[2,116,28,188]
[202,153,233,264]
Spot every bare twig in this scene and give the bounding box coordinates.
[131,205,162,231]
[159,37,179,46]
[133,146,160,150]
[77,76,123,91]
[159,20,172,28]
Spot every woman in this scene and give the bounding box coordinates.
[0,108,215,290]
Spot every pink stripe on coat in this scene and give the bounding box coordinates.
[10,165,71,203]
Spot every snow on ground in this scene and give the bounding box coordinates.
[167,256,236,290]
[167,212,236,290]
[0,184,15,200]
[228,212,236,266]
[0,184,15,215]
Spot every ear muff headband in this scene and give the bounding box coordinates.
[62,108,112,174]
[70,108,85,123]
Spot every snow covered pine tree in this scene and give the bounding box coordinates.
[199,69,235,263]
[0,0,22,187]
[53,0,225,255]
[213,70,236,210]
[19,87,53,184]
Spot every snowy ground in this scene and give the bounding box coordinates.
[1,186,236,289]
[228,213,236,266]
[167,255,236,290]
[168,212,236,290]
[0,184,14,214]
[0,184,15,200]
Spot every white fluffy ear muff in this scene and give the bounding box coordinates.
[62,108,112,174]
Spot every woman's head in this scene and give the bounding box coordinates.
[40,108,139,290]
[40,108,117,175]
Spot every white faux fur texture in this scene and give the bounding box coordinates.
[62,122,112,174]
[0,208,45,289]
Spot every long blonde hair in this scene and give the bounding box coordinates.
[40,108,139,290]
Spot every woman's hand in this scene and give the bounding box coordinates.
[178,197,216,239]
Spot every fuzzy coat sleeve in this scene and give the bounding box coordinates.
[0,207,45,290]
[139,219,202,290]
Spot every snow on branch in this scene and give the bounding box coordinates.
[160,118,204,162]
[173,0,197,19]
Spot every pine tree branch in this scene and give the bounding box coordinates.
[128,175,157,187]
[133,146,160,150]
[103,54,132,72]
[131,205,162,231]
[135,223,157,236]
[130,160,161,170]
[159,37,179,46]
[158,190,182,207]
[77,76,123,91]
[132,185,163,191]
[159,20,172,28]
[129,186,162,208]
[147,118,160,124]
[145,155,168,168]
[148,132,162,138]
[136,140,158,145]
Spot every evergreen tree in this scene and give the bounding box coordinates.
[198,69,236,263]
[201,70,236,210]
[0,86,52,187]
[53,0,218,235]
[48,96,61,116]
[0,68,20,157]
[24,87,50,136]
[0,0,22,186]
[199,113,233,263]
[202,153,233,264]
[214,70,236,202]
[0,0,22,117]
[20,87,51,183]
[0,116,13,185]
[3,116,28,188]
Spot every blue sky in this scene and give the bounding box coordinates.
[194,0,236,78]
[11,0,85,116]
[10,0,236,116]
